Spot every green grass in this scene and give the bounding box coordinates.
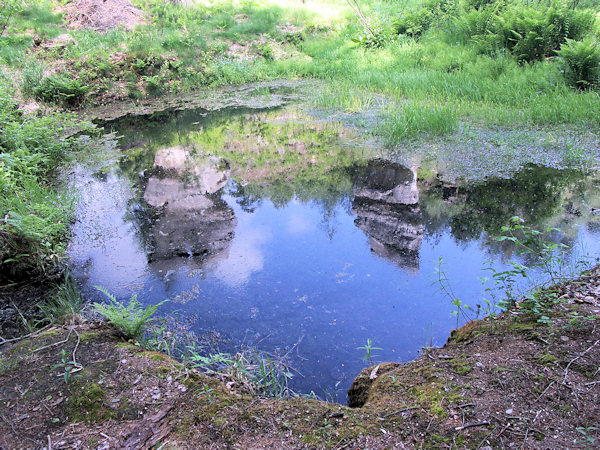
[1,0,597,139]
[378,101,459,143]
[0,70,94,281]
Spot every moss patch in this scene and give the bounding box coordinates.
[65,383,114,423]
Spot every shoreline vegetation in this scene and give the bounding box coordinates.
[1,0,600,447]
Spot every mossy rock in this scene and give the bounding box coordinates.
[347,362,400,407]
[448,320,485,344]
[65,383,114,423]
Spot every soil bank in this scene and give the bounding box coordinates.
[1,268,599,448]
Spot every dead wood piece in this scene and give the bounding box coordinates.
[378,406,419,420]
[455,421,491,431]
[563,339,600,384]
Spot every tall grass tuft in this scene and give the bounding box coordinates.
[378,101,459,144]
[39,276,85,325]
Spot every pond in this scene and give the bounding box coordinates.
[68,89,600,401]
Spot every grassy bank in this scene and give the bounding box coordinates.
[1,0,599,139]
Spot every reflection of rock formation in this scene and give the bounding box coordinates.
[352,161,424,270]
[353,161,419,205]
[143,147,236,262]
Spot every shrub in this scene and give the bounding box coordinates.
[353,16,396,48]
[143,74,165,96]
[0,0,23,36]
[0,77,92,281]
[34,73,89,107]
[393,6,436,37]
[455,3,597,62]
[393,0,457,38]
[557,38,600,89]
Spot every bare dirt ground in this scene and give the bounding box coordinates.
[1,268,599,448]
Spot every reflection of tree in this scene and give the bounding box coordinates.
[227,165,357,239]
[107,105,375,246]
[111,105,370,192]
[226,182,262,213]
[421,165,583,243]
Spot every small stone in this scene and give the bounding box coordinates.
[560,336,570,342]
[505,408,514,415]
[475,362,484,368]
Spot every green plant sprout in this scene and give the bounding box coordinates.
[357,338,382,365]
[51,349,82,384]
[498,216,569,285]
[576,426,597,446]
[435,257,472,329]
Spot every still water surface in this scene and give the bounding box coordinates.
[68,102,600,401]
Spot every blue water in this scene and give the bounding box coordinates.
[68,104,600,401]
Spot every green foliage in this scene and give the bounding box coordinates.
[557,38,600,89]
[498,216,569,284]
[0,76,93,281]
[494,216,570,321]
[438,215,579,324]
[186,345,294,397]
[576,426,598,446]
[0,0,24,36]
[435,257,472,328]
[92,286,168,340]
[378,101,458,143]
[394,0,456,38]
[34,73,89,107]
[352,17,396,48]
[20,57,44,99]
[453,2,596,62]
[142,74,165,96]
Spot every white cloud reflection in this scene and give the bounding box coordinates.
[214,215,270,287]
[286,207,315,235]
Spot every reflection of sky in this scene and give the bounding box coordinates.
[67,105,600,403]
[213,207,270,287]
[68,169,148,297]
[286,201,316,236]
